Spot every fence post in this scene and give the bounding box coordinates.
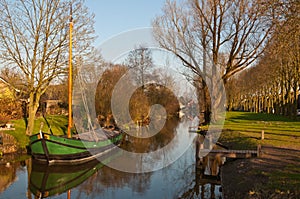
[261,130,264,140]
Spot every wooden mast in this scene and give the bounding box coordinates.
[67,3,73,138]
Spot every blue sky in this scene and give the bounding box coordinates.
[84,1,193,97]
[85,0,168,45]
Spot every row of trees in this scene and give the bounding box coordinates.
[152,0,284,123]
[226,0,300,118]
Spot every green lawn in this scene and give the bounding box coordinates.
[220,111,300,149]
[3,115,68,150]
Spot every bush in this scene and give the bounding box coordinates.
[0,98,23,123]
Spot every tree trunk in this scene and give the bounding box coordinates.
[196,78,211,125]
[254,96,258,113]
[210,77,226,123]
[25,92,41,136]
[202,81,211,125]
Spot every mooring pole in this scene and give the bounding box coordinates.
[67,3,73,138]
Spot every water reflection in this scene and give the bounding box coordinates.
[122,118,179,153]
[29,149,122,198]
[0,119,225,199]
[105,118,196,173]
[0,161,20,193]
[78,166,153,197]
[196,134,226,178]
[0,156,29,199]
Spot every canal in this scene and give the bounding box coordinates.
[0,119,224,199]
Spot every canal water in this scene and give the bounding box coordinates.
[0,119,223,199]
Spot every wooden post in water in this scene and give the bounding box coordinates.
[257,144,262,157]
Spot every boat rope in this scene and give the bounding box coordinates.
[42,112,53,135]
[77,68,99,142]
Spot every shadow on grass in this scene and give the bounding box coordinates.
[256,146,300,195]
[225,128,300,138]
[222,146,300,198]
[219,130,258,150]
[227,112,296,122]
[263,137,300,144]
[264,131,300,138]
[45,115,68,135]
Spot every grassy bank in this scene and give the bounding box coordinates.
[220,112,300,198]
[4,111,300,150]
[220,111,300,150]
[3,115,68,150]
[5,111,299,151]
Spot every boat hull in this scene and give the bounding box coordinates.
[30,149,121,198]
[29,130,123,165]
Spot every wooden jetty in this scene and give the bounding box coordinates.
[193,128,262,159]
[198,148,259,158]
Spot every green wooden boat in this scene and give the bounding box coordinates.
[29,129,123,165]
[29,149,121,198]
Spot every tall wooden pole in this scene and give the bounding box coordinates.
[67,4,73,138]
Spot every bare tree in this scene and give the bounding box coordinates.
[228,0,300,118]
[153,0,277,122]
[125,45,153,88]
[0,0,97,135]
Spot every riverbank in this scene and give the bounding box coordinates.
[0,115,68,153]
[221,146,300,198]
[220,112,300,198]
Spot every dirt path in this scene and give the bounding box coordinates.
[221,146,300,199]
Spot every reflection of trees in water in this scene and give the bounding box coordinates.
[0,160,26,193]
[75,121,220,198]
[77,119,181,197]
[174,156,223,199]
[122,118,180,153]
[167,137,224,199]
[0,164,17,193]
[197,155,223,177]
[195,134,225,177]
[77,166,152,197]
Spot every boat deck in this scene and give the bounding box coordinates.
[72,128,122,142]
